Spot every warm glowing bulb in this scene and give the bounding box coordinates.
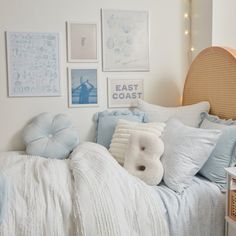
[184,30,189,35]
[190,47,195,52]
[184,13,188,18]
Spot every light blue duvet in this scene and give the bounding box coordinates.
[154,175,225,236]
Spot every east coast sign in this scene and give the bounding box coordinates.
[108,78,144,107]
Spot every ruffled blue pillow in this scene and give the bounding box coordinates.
[94,109,149,149]
[23,113,79,159]
[199,112,236,189]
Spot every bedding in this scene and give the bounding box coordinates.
[0,143,168,236]
[23,113,79,159]
[94,109,148,149]
[161,119,221,193]
[137,99,210,127]
[199,112,236,188]
[155,175,225,236]
[109,119,165,164]
[124,131,164,185]
[0,174,6,224]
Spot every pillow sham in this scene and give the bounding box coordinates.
[137,99,210,127]
[199,112,236,188]
[161,119,221,193]
[94,110,148,149]
[109,119,165,164]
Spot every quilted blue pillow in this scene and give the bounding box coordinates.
[94,109,149,149]
[23,113,79,159]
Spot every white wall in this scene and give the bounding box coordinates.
[0,0,188,151]
[212,0,236,49]
[191,0,212,60]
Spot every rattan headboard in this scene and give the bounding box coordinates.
[183,46,236,120]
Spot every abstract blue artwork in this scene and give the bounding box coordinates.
[68,68,98,107]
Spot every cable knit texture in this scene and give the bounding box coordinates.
[0,143,169,236]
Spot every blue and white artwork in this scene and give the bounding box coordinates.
[69,68,98,107]
[102,9,149,71]
[6,32,60,97]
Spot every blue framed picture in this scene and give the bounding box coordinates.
[68,67,99,107]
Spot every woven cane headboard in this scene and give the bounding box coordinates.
[183,46,236,120]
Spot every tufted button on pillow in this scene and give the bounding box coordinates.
[22,113,79,159]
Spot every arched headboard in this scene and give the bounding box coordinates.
[183,46,236,120]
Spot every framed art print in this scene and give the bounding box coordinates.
[68,67,99,107]
[102,9,149,71]
[6,31,60,97]
[67,22,98,62]
[107,77,144,108]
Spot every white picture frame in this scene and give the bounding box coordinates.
[107,77,144,108]
[68,66,99,107]
[67,22,98,62]
[6,31,61,97]
[102,9,149,72]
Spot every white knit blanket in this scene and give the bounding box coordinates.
[0,143,169,236]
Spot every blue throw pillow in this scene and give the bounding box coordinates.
[94,109,148,149]
[199,112,236,189]
[23,113,79,159]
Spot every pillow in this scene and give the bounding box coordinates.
[199,112,236,188]
[109,119,165,164]
[23,113,79,159]
[94,109,148,149]
[124,131,164,186]
[137,99,210,127]
[161,119,221,193]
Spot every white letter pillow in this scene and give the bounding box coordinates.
[124,131,164,185]
[137,99,210,127]
[23,113,79,159]
[109,119,166,164]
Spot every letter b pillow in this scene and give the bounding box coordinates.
[124,131,164,185]
[23,113,79,159]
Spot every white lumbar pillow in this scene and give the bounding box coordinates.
[124,131,164,186]
[137,99,210,127]
[109,119,165,164]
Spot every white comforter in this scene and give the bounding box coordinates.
[0,142,168,236]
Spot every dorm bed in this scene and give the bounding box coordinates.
[0,46,235,236]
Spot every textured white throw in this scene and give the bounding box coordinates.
[0,143,169,236]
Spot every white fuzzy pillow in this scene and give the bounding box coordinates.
[137,99,210,127]
[109,119,165,164]
[161,119,221,193]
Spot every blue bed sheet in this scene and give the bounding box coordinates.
[153,175,225,236]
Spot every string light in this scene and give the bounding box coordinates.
[184,0,194,63]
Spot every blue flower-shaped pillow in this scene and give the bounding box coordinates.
[23,113,79,159]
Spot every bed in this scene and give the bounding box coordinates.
[0,46,236,236]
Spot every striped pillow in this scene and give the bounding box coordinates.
[109,119,165,164]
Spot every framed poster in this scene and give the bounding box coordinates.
[107,77,144,108]
[68,67,99,107]
[6,31,60,97]
[67,22,98,62]
[102,9,149,71]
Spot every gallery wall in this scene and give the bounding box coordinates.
[0,0,188,151]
